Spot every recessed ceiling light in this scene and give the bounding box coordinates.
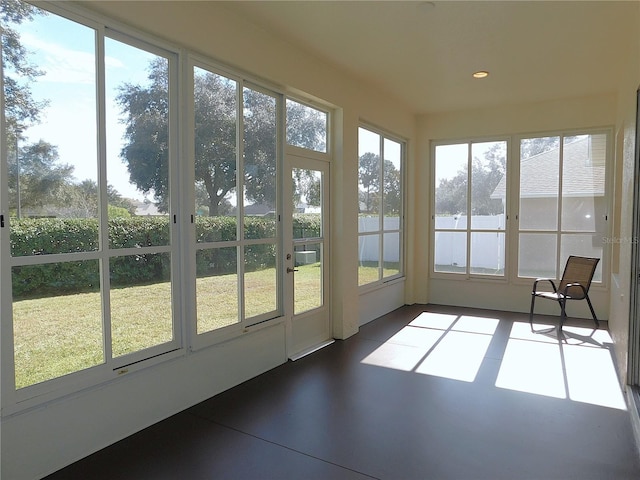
[473,71,489,79]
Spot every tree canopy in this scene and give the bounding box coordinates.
[116,61,325,215]
[435,142,506,216]
[358,152,401,215]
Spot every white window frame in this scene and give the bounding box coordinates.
[430,138,509,281]
[357,124,405,290]
[511,128,613,288]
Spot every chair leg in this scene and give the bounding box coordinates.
[529,293,536,328]
[585,295,600,328]
[559,298,567,330]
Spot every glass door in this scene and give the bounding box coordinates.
[284,154,331,358]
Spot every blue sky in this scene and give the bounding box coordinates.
[11,8,155,201]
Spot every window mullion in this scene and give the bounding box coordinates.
[96,26,113,366]
[378,136,384,281]
[466,143,472,276]
[557,135,565,278]
[238,82,246,326]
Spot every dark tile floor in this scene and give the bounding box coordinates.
[46,304,640,479]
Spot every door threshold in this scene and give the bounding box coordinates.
[289,339,335,361]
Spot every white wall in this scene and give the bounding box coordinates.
[0,2,416,479]
[608,2,640,384]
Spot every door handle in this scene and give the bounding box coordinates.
[286,267,299,273]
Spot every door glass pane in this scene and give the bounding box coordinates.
[286,99,327,152]
[358,128,381,232]
[244,243,277,319]
[383,232,401,278]
[105,38,171,246]
[294,243,322,314]
[292,166,323,315]
[471,141,506,230]
[196,247,238,334]
[435,144,468,226]
[293,167,322,234]
[12,261,103,389]
[518,233,557,278]
[471,232,505,275]
[561,134,606,232]
[193,67,238,225]
[243,88,277,238]
[110,253,173,357]
[519,137,560,230]
[6,12,98,255]
[434,231,467,273]
[383,138,402,229]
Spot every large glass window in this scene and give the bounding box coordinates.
[3,3,179,393]
[192,64,282,336]
[518,133,608,281]
[358,127,404,286]
[433,140,507,276]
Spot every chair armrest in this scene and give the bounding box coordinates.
[561,282,588,299]
[532,278,557,293]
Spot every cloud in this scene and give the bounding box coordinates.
[20,32,124,84]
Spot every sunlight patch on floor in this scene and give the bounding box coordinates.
[415,330,493,381]
[496,338,567,398]
[362,313,499,382]
[496,322,626,410]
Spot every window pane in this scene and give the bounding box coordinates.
[435,144,467,226]
[359,234,380,285]
[519,137,560,230]
[12,261,103,389]
[244,244,277,319]
[383,138,402,228]
[560,234,603,282]
[105,38,171,245]
[243,88,277,238]
[110,253,173,357]
[6,12,98,254]
[294,243,322,314]
[194,67,238,225]
[286,99,327,152]
[561,135,606,232]
[197,247,239,333]
[358,128,381,230]
[471,232,505,275]
[383,232,401,278]
[471,141,506,230]
[434,231,467,273]
[518,233,557,278]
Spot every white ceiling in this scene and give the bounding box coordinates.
[220,1,638,114]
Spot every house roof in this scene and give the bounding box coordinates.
[492,136,605,199]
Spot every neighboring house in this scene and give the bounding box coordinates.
[133,200,163,216]
[491,135,606,274]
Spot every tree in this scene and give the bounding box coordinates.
[11,140,74,211]
[1,0,48,138]
[116,57,170,212]
[358,153,401,215]
[435,142,506,216]
[358,152,380,213]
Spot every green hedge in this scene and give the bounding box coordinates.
[11,214,320,298]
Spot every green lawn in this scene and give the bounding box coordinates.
[12,263,323,389]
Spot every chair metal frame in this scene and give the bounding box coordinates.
[529,255,600,330]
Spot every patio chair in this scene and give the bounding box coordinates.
[529,255,600,331]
